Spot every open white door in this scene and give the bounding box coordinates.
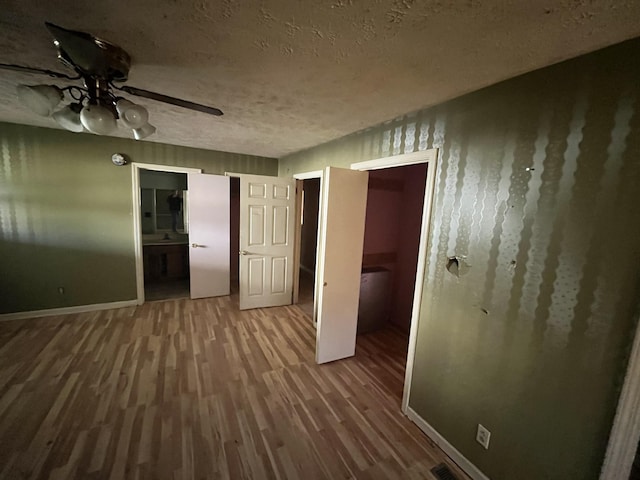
[315,167,369,364]
[188,173,230,299]
[238,174,296,310]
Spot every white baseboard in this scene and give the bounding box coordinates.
[406,407,490,480]
[0,300,139,321]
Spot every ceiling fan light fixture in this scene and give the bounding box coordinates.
[17,84,63,116]
[6,24,223,141]
[133,123,156,140]
[80,102,117,135]
[52,102,84,132]
[116,98,149,129]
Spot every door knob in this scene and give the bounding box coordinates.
[239,250,255,255]
[191,243,202,248]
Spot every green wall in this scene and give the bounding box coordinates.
[280,39,640,480]
[0,124,277,313]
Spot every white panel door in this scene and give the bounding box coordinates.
[239,174,296,310]
[315,167,369,364]
[188,173,230,299]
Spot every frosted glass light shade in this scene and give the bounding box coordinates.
[17,84,63,116]
[52,103,83,132]
[80,103,117,135]
[133,123,156,140]
[116,98,149,129]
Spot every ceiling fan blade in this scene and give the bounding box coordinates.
[0,63,77,80]
[119,86,224,116]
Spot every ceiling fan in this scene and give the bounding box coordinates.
[0,22,223,139]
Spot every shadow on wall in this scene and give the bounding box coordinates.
[0,241,136,314]
[0,121,278,315]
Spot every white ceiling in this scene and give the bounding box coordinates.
[1,1,639,158]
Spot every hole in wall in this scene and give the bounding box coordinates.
[446,257,459,277]
[446,255,470,277]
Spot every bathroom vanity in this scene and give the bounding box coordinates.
[142,235,189,282]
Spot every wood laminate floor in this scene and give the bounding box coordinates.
[0,296,469,480]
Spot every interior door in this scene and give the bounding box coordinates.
[315,167,369,364]
[238,174,296,310]
[188,173,230,299]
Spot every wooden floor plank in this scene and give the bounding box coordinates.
[0,296,469,480]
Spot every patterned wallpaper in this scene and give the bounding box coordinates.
[280,38,640,480]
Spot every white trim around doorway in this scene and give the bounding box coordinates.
[131,162,202,305]
[350,149,438,414]
[351,149,438,171]
[599,316,640,480]
[293,170,324,180]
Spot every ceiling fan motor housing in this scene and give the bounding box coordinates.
[46,22,131,82]
[55,39,131,82]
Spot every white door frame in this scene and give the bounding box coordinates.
[293,170,324,325]
[293,170,324,180]
[600,318,640,479]
[131,162,202,305]
[350,148,438,413]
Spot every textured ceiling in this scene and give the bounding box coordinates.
[1,1,640,158]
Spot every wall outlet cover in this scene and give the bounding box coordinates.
[476,424,491,449]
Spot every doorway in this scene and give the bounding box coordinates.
[350,150,438,412]
[139,169,190,301]
[132,163,202,304]
[292,170,324,324]
[355,163,428,399]
[297,177,321,319]
[307,150,438,412]
[230,176,240,295]
[134,166,291,306]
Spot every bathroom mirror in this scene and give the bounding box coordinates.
[141,188,188,234]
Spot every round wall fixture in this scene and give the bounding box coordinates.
[111,153,127,166]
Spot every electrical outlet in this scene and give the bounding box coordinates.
[476,424,491,449]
